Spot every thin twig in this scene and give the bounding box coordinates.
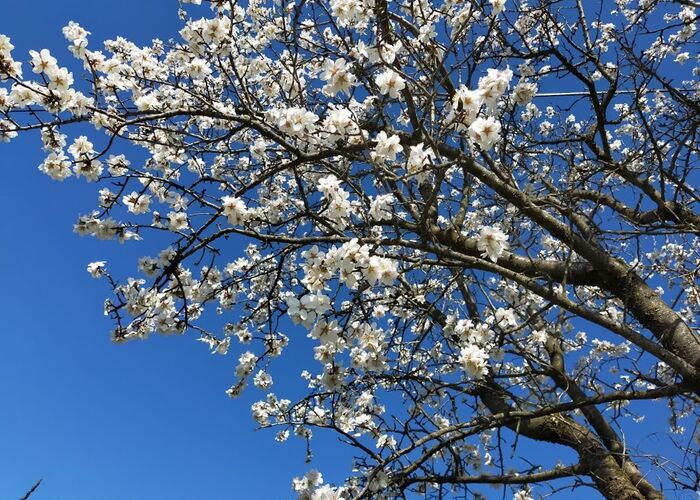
[19,479,42,500]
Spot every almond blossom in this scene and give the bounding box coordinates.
[221,195,250,226]
[375,69,405,99]
[459,344,490,378]
[468,116,502,150]
[2,2,697,498]
[476,226,509,262]
[371,130,403,162]
[320,58,355,96]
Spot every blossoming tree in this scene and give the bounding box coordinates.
[1,0,699,498]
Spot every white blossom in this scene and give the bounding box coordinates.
[87,261,107,278]
[490,0,507,14]
[122,192,151,214]
[477,226,509,262]
[321,58,355,95]
[459,344,489,378]
[368,194,395,221]
[371,131,403,162]
[375,69,405,98]
[468,116,502,150]
[221,195,250,225]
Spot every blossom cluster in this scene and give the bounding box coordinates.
[301,240,399,293]
[2,0,697,496]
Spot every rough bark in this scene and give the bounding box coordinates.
[432,139,700,387]
[478,381,656,500]
[539,313,664,500]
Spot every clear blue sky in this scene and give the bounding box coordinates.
[0,2,691,500]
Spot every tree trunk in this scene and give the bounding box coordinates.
[478,381,662,500]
